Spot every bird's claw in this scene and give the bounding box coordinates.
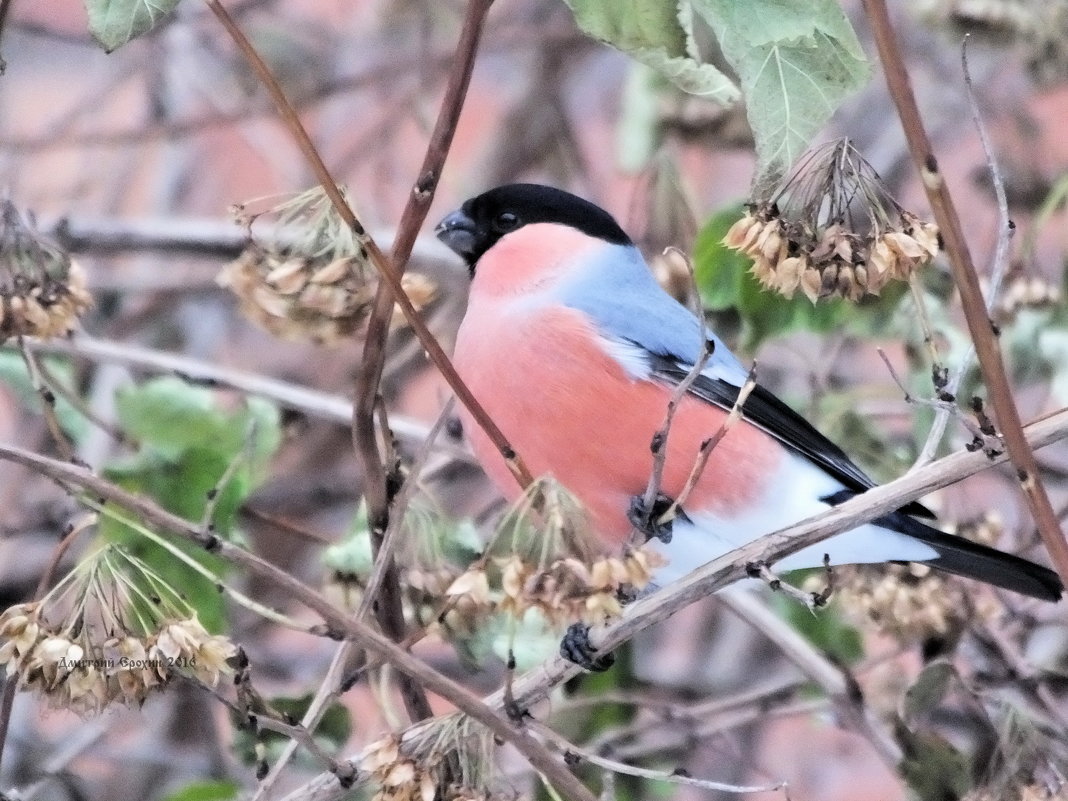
[628,492,676,544]
[560,622,615,672]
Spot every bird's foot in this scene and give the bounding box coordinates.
[559,622,614,672]
[628,492,677,544]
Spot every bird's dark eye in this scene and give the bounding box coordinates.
[494,211,519,232]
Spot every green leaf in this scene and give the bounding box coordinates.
[563,0,740,103]
[0,351,89,441]
[565,1,868,189]
[695,0,869,190]
[161,780,240,801]
[323,503,374,578]
[101,376,282,630]
[693,206,908,352]
[84,0,181,52]
[903,661,954,724]
[492,608,562,671]
[895,721,973,801]
[115,376,280,471]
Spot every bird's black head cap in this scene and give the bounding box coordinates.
[435,183,632,270]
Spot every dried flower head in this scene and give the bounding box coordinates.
[641,159,699,303]
[723,139,940,302]
[360,718,498,801]
[820,512,1004,641]
[0,200,93,343]
[434,478,666,648]
[218,187,436,344]
[0,541,236,715]
[994,268,1062,321]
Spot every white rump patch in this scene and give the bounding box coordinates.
[645,453,939,586]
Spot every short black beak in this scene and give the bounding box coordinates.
[435,209,479,264]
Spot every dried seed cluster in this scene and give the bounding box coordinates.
[360,724,495,801]
[1,200,92,342]
[723,139,940,302]
[0,545,235,714]
[219,188,436,344]
[994,271,1062,320]
[446,548,663,628]
[821,513,1004,641]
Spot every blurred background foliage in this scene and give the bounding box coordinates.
[0,1,1067,800]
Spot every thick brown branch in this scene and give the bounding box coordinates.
[861,0,1068,587]
[349,0,496,725]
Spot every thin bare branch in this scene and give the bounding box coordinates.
[912,34,1018,469]
[347,0,499,727]
[861,0,1068,586]
[532,719,788,796]
[204,0,531,490]
[22,335,473,462]
[254,398,456,797]
[0,443,598,801]
[284,405,1068,801]
[718,588,902,767]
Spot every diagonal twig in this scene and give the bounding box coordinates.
[345,0,497,726]
[912,34,1017,469]
[862,0,1068,587]
[204,0,530,489]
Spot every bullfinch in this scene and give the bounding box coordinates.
[435,183,1062,603]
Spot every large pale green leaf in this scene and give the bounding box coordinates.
[564,0,740,103]
[567,0,869,190]
[694,0,870,191]
[84,0,181,52]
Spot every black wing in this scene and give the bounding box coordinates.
[647,355,935,520]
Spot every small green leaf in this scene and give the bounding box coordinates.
[692,205,751,311]
[115,376,279,470]
[161,780,239,801]
[84,0,181,52]
[564,0,740,103]
[492,608,562,671]
[691,0,870,190]
[896,721,973,801]
[323,522,374,578]
[102,376,282,630]
[903,661,954,724]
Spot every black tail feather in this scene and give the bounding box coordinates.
[880,511,1063,602]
